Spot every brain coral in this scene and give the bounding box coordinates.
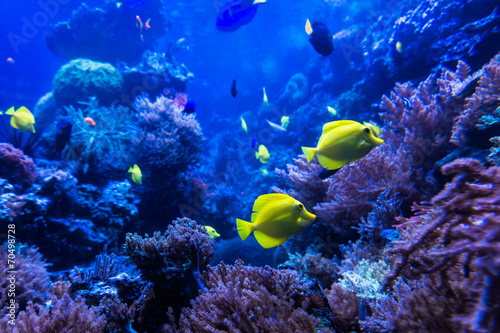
[52,59,124,107]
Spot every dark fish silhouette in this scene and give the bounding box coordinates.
[231,79,237,98]
[183,101,197,114]
[216,0,267,32]
[305,19,334,57]
[55,117,73,152]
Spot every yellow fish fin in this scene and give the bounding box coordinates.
[236,219,254,241]
[322,120,358,134]
[252,193,292,213]
[10,115,20,130]
[317,154,350,170]
[5,107,15,115]
[305,19,313,35]
[301,146,317,163]
[254,230,288,248]
[128,166,134,173]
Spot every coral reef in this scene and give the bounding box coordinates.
[380,159,500,332]
[0,143,37,187]
[176,260,330,333]
[52,59,124,107]
[45,1,166,63]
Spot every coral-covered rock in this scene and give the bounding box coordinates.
[52,59,124,107]
[0,143,37,187]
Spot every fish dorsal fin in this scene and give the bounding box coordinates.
[322,120,358,134]
[254,230,288,248]
[252,193,291,213]
[317,154,350,170]
[5,107,15,115]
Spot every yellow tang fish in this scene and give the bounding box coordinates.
[203,225,220,239]
[236,193,316,248]
[326,106,337,116]
[255,144,270,163]
[128,164,143,185]
[301,120,384,171]
[395,41,403,53]
[281,116,289,128]
[263,87,268,108]
[4,106,35,133]
[241,117,248,133]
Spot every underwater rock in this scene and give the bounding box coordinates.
[52,59,124,107]
[45,2,165,63]
[33,92,58,131]
[118,50,194,103]
[0,143,38,188]
[211,236,276,267]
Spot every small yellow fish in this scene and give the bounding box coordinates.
[260,168,268,176]
[326,106,337,116]
[203,225,220,239]
[128,164,143,185]
[301,120,384,171]
[281,116,289,128]
[236,193,316,248]
[241,117,248,133]
[305,18,313,35]
[255,144,270,163]
[4,106,35,133]
[395,41,403,53]
[263,87,268,108]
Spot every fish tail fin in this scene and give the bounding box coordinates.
[301,146,317,163]
[128,167,133,173]
[5,107,15,115]
[255,151,260,160]
[236,219,254,241]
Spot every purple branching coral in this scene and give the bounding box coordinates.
[381,158,500,332]
[175,260,332,333]
[451,54,500,146]
[0,245,50,318]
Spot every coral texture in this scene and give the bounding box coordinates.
[382,158,500,332]
[53,59,124,107]
[0,143,37,185]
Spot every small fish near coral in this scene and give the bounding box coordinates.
[216,0,267,32]
[255,144,270,163]
[305,19,334,56]
[84,117,96,127]
[183,101,197,114]
[203,225,220,239]
[262,86,268,108]
[231,79,237,97]
[128,164,143,185]
[1,106,35,133]
[302,120,384,178]
[241,116,248,133]
[266,119,287,132]
[236,193,316,248]
[55,117,73,152]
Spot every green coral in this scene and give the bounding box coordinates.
[338,259,390,299]
[63,98,135,175]
[53,58,123,107]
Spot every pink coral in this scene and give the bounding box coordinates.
[0,143,37,185]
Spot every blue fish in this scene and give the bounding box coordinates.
[183,101,197,114]
[251,137,256,149]
[216,0,267,32]
[307,21,334,56]
[55,117,73,152]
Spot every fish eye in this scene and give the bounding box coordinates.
[364,127,371,134]
[298,203,304,210]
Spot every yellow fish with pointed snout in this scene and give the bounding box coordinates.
[203,225,220,239]
[301,120,384,171]
[128,164,143,185]
[236,193,316,248]
[3,106,35,133]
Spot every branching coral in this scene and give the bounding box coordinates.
[2,294,106,333]
[0,245,50,317]
[451,54,500,146]
[382,158,500,332]
[176,260,331,333]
